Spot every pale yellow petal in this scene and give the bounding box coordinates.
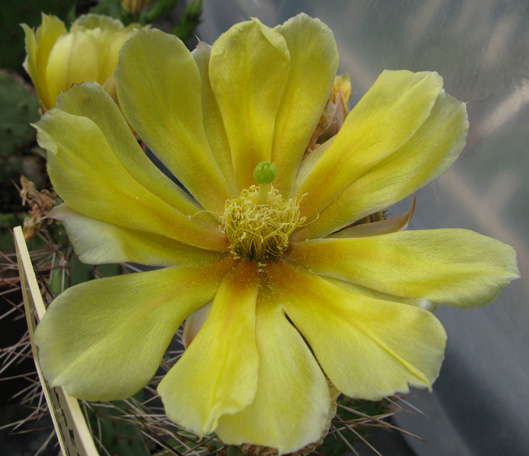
[216,290,331,455]
[35,108,227,251]
[328,196,416,239]
[271,14,338,195]
[71,14,139,86]
[35,260,232,400]
[73,13,125,31]
[209,19,290,190]
[334,73,351,104]
[267,261,446,400]
[22,14,68,110]
[192,42,237,195]
[288,229,519,308]
[158,260,259,436]
[293,136,334,185]
[52,205,227,266]
[294,90,468,239]
[182,303,212,348]
[325,276,439,312]
[45,31,100,106]
[294,70,443,223]
[115,29,230,213]
[56,83,218,228]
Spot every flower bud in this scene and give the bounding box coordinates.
[22,14,144,112]
[121,0,150,16]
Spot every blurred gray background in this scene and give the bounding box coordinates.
[197,1,529,455]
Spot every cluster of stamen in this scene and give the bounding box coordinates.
[222,185,305,261]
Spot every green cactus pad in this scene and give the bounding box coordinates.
[0,73,39,158]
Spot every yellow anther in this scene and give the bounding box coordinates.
[222,185,305,261]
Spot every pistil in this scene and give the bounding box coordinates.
[253,161,277,204]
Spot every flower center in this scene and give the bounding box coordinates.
[222,185,305,261]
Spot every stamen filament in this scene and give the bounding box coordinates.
[222,185,305,261]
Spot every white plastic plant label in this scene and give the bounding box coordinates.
[14,226,98,456]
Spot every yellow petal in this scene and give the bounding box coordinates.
[158,260,259,436]
[21,24,37,74]
[115,29,230,213]
[209,19,290,189]
[324,275,439,312]
[294,70,443,223]
[192,41,237,195]
[52,205,227,266]
[21,24,40,102]
[271,14,338,195]
[45,30,100,107]
[328,195,416,238]
[267,260,446,399]
[182,303,212,348]
[294,90,468,239]
[294,136,334,185]
[22,14,67,110]
[34,107,227,251]
[73,15,124,78]
[333,73,351,105]
[73,15,142,87]
[216,289,331,455]
[56,82,218,228]
[35,260,233,400]
[73,13,125,30]
[288,229,519,308]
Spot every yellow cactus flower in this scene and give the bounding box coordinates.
[22,13,143,112]
[32,14,518,455]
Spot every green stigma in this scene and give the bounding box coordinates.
[253,161,277,204]
[253,161,277,184]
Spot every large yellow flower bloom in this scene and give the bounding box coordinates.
[22,13,143,112]
[33,14,518,454]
